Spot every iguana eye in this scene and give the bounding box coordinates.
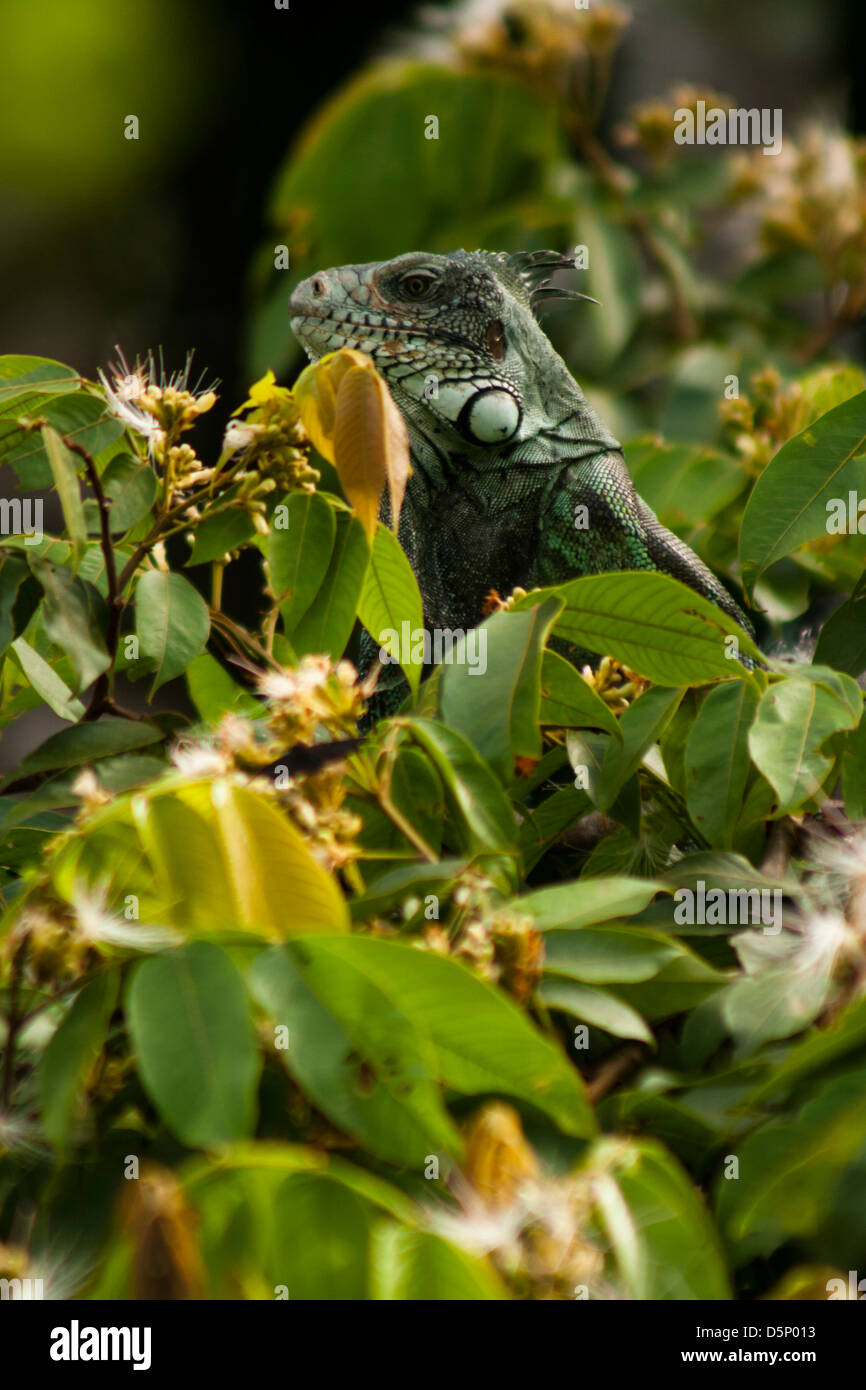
[401,271,437,298]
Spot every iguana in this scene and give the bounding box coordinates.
[289,249,752,703]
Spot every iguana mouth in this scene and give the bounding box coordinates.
[290,310,490,373]
[289,311,482,375]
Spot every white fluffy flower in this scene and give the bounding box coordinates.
[98,367,164,452]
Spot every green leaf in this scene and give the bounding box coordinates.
[791,663,863,722]
[746,996,866,1106]
[612,955,726,1021]
[0,552,34,655]
[2,392,123,488]
[185,508,256,566]
[542,920,725,1022]
[406,718,517,855]
[3,716,162,784]
[134,570,210,692]
[31,558,110,692]
[358,522,424,696]
[99,453,157,535]
[262,1173,378,1299]
[684,681,760,848]
[0,355,80,405]
[514,572,761,686]
[842,713,866,820]
[626,437,744,528]
[748,675,859,813]
[267,492,337,634]
[814,584,866,677]
[8,637,85,722]
[78,540,131,598]
[600,1090,722,1171]
[38,969,119,1148]
[539,648,623,740]
[660,849,792,899]
[437,598,562,780]
[349,858,469,921]
[543,924,689,984]
[387,746,444,854]
[186,652,260,723]
[591,1136,731,1299]
[41,425,87,566]
[715,1065,866,1262]
[175,1145,419,1299]
[370,1225,506,1300]
[284,935,596,1138]
[739,389,866,594]
[249,941,458,1166]
[291,511,369,659]
[126,943,261,1148]
[538,979,653,1043]
[658,690,699,799]
[566,729,640,834]
[595,685,684,811]
[521,876,661,932]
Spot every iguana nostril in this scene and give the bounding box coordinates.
[312,277,326,297]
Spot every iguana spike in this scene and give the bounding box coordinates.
[506,249,577,284]
[530,286,601,312]
[503,249,599,318]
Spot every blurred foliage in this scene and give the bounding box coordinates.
[0,0,218,202]
[1,0,866,1304]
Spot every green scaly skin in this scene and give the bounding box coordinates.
[290,249,753,711]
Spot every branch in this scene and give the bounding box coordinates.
[63,438,122,720]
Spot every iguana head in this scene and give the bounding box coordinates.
[289,249,619,472]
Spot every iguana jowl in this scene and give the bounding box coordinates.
[289,249,752,687]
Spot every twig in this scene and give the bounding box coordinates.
[211,559,226,612]
[64,438,122,720]
[586,1042,647,1103]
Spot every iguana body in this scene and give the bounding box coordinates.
[290,250,751,694]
